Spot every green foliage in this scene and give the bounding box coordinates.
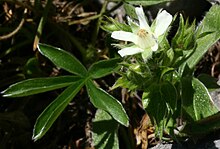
[123,3,138,20]
[113,63,153,91]
[110,4,220,141]
[88,58,122,79]
[2,1,220,147]
[142,81,177,138]
[172,15,196,52]
[2,76,80,97]
[38,44,88,77]
[186,5,220,69]
[92,109,119,149]
[86,79,129,127]
[33,79,85,141]
[2,44,129,142]
[112,75,138,91]
[101,17,132,33]
[181,77,218,121]
[33,0,53,49]
[170,15,197,70]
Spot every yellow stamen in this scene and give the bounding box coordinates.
[137,29,148,38]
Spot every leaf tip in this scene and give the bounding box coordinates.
[124,116,129,127]
[1,90,10,97]
[117,113,129,127]
[125,121,129,127]
[32,134,40,142]
[32,128,43,142]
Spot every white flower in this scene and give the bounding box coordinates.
[111,6,172,60]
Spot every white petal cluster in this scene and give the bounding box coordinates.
[111,6,172,60]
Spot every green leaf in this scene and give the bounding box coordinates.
[171,14,185,49]
[32,79,85,141]
[88,58,121,79]
[124,0,172,6]
[86,79,129,127]
[186,5,220,69]
[160,67,174,80]
[163,48,174,66]
[38,43,87,77]
[181,77,218,121]
[112,76,137,91]
[171,14,196,61]
[101,24,119,33]
[105,17,132,32]
[123,3,138,20]
[2,76,80,97]
[142,82,177,138]
[160,82,177,113]
[125,64,153,90]
[92,109,119,149]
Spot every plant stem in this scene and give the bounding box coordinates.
[33,0,53,50]
[68,14,101,25]
[91,1,108,46]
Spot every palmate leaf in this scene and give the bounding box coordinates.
[86,79,129,127]
[2,76,80,97]
[38,43,87,77]
[32,79,85,141]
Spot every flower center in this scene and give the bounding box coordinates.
[137,29,148,38]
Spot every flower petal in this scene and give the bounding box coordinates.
[111,31,138,44]
[118,46,144,57]
[154,10,172,37]
[135,6,151,32]
[151,43,158,51]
